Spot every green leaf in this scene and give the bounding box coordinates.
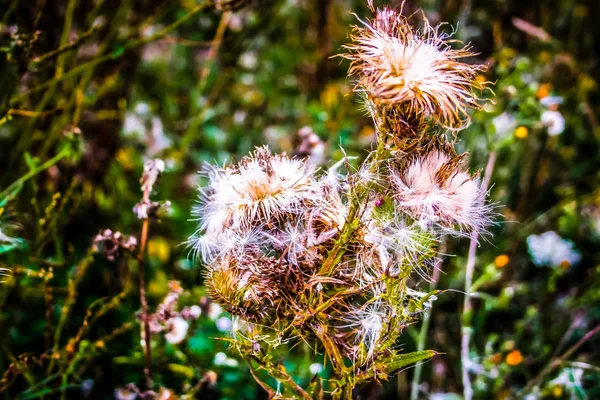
[167,363,195,378]
[386,350,438,372]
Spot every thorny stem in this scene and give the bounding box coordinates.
[318,140,387,277]
[248,363,277,398]
[311,322,347,379]
[461,151,497,400]
[519,323,600,396]
[249,355,313,400]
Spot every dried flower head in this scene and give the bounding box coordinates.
[390,150,491,234]
[193,146,314,239]
[93,229,137,261]
[342,6,486,130]
[134,158,170,219]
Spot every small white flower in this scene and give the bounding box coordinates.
[492,112,517,137]
[549,367,584,389]
[216,316,233,332]
[149,117,171,156]
[224,357,239,367]
[541,110,565,136]
[239,51,258,69]
[429,393,462,400]
[214,351,239,367]
[309,363,323,375]
[164,317,189,344]
[123,113,145,138]
[188,305,202,319]
[214,352,227,365]
[527,231,581,268]
[540,96,563,108]
[134,102,150,115]
[233,110,247,125]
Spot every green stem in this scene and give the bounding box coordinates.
[461,151,497,400]
[409,242,446,400]
[0,146,70,201]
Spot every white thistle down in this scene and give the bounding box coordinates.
[189,2,496,393]
[337,301,390,363]
[194,146,314,239]
[364,213,439,280]
[391,151,491,235]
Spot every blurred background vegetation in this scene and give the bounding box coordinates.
[1,0,600,398]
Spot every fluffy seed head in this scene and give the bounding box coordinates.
[391,150,491,234]
[342,6,486,130]
[196,146,313,238]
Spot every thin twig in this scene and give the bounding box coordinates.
[461,151,497,400]
[30,26,99,65]
[0,146,70,201]
[138,212,152,389]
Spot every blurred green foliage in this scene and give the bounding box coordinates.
[1,0,600,399]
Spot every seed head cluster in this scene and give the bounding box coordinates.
[190,3,493,395]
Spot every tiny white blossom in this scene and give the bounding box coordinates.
[239,51,258,69]
[216,316,233,332]
[541,110,565,136]
[540,96,563,107]
[214,352,239,367]
[549,367,584,388]
[429,393,462,400]
[492,112,517,137]
[527,231,581,268]
[134,102,150,115]
[188,305,202,319]
[123,113,145,138]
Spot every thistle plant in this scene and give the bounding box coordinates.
[190,3,493,398]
